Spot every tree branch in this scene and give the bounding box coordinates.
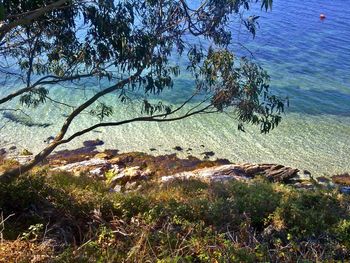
[0,0,72,42]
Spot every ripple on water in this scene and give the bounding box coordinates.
[1,0,350,176]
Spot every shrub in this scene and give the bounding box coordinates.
[271,190,346,238]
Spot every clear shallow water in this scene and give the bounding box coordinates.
[1,0,350,176]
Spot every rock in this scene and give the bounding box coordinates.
[20,149,33,156]
[125,181,138,190]
[332,173,350,186]
[53,158,109,174]
[83,139,104,148]
[110,185,122,193]
[140,169,153,179]
[94,152,112,160]
[303,170,311,176]
[293,182,315,190]
[241,164,262,176]
[162,164,250,184]
[0,148,6,156]
[201,151,215,157]
[110,173,127,186]
[340,186,350,195]
[123,166,142,179]
[9,146,17,151]
[13,155,33,164]
[110,155,133,167]
[263,165,299,183]
[109,166,147,187]
[109,164,122,174]
[331,173,350,194]
[173,146,183,151]
[90,167,107,177]
[317,176,331,184]
[44,136,55,144]
[161,163,299,184]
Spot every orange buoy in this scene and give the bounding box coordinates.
[320,13,326,20]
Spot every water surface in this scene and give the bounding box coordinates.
[1,0,349,176]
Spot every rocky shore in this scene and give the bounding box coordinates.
[1,140,349,194]
[1,143,350,262]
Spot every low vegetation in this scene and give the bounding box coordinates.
[0,163,350,262]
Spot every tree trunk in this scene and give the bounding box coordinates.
[0,143,58,183]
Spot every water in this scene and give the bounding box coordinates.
[1,0,350,176]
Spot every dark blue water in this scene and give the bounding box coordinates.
[240,0,350,116]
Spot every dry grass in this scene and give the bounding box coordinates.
[0,240,54,263]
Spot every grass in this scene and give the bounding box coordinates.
[0,167,350,262]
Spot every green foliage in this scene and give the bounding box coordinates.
[261,0,273,11]
[0,2,5,20]
[1,0,285,136]
[2,169,349,261]
[20,148,33,156]
[270,190,345,237]
[223,179,282,227]
[89,102,113,121]
[20,223,44,241]
[192,50,285,133]
[20,87,48,108]
[334,219,350,249]
[0,170,112,239]
[142,100,172,116]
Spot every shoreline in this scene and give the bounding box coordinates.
[2,139,349,194]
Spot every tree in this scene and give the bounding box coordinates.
[0,0,284,183]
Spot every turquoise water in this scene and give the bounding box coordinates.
[1,0,350,176]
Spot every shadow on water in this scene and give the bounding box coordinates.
[2,111,52,128]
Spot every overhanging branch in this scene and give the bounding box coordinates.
[0,0,72,42]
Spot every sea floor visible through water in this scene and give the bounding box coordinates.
[1,0,350,176]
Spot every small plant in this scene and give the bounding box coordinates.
[20,149,33,156]
[105,170,116,184]
[20,223,44,241]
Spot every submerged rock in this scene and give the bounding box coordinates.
[201,151,215,157]
[44,136,55,144]
[9,146,17,151]
[83,139,104,148]
[173,146,183,151]
[2,111,51,128]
